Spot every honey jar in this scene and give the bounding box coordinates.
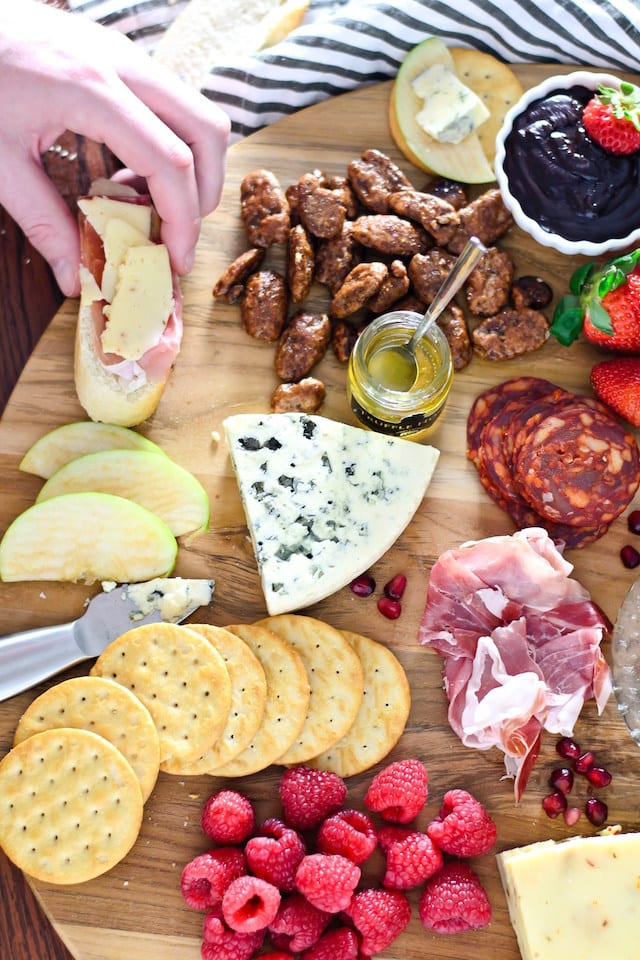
[347,310,453,437]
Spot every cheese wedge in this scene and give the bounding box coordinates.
[224,413,439,615]
[497,833,640,960]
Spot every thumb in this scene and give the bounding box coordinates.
[0,157,80,296]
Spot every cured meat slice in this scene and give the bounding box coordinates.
[466,376,554,468]
[513,405,640,527]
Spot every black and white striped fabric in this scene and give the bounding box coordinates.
[67,0,640,141]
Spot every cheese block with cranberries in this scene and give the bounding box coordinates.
[497,832,640,960]
[223,413,439,614]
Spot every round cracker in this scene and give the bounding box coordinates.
[256,615,365,765]
[13,676,160,801]
[307,630,410,777]
[161,624,267,775]
[210,623,310,777]
[0,727,143,884]
[90,622,231,764]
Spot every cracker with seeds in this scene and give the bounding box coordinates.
[161,624,267,775]
[90,622,232,764]
[210,622,310,777]
[307,630,410,777]
[257,614,365,765]
[13,676,160,801]
[0,727,143,884]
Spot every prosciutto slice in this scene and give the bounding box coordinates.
[419,527,612,801]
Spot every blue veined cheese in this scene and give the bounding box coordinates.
[102,577,214,621]
[412,63,490,144]
[223,413,439,615]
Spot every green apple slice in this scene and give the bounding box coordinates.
[0,492,177,583]
[20,421,165,479]
[35,450,209,539]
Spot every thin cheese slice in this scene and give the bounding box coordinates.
[497,833,640,960]
[101,244,173,360]
[224,413,439,615]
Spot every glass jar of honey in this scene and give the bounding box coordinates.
[347,310,453,437]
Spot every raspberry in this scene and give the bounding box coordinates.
[418,861,492,934]
[295,853,360,913]
[202,908,265,960]
[364,759,428,823]
[300,926,359,960]
[382,830,444,890]
[376,825,412,853]
[201,789,255,844]
[343,888,411,955]
[180,848,246,910]
[268,892,331,952]
[279,766,347,831]
[222,875,281,933]
[317,809,377,864]
[259,953,295,960]
[245,817,306,892]
[426,788,497,857]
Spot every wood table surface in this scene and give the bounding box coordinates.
[1,67,640,960]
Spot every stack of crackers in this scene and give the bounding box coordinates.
[0,615,410,885]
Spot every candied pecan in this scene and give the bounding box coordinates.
[472,307,550,360]
[241,270,288,341]
[314,222,361,294]
[271,377,326,413]
[240,169,290,247]
[465,246,515,317]
[330,262,388,318]
[331,319,359,362]
[427,177,468,210]
[213,247,265,301]
[437,303,472,371]
[447,188,513,254]
[352,215,430,256]
[368,260,410,313]
[347,148,413,213]
[408,249,456,304]
[392,293,427,314]
[327,175,358,218]
[287,225,315,303]
[511,275,553,310]
[297,172,346,239]
[387,188,460,245]
[275,310,331,381]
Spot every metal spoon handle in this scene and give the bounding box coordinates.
[409,236,487,351]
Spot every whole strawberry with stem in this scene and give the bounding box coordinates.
[550,248,640,352]
[590,356,640,427]
[582,81,640,155]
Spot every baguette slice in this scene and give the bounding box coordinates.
[153,0,309,90]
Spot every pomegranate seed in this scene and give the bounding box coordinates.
[574,751,595,774]
[563,806,581,827]
[549,767,574,795]
[384,573,407,600]
[585,797,608,826]
[628,509,640,535]
[556,736,581,760]
[377,596,402,620]
[350,573,376,597]
[586,766,612,788]
[542,791,567,818]
[621,544,640,569]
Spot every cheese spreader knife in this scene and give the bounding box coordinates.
[0,578,214,702]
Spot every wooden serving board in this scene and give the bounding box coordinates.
[1,65,640,960]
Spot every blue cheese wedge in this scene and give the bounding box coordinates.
[497,833,640,960]
[223,413,439,615]
[102,577,214,621]
[412,63,490,144]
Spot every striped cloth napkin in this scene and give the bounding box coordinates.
[67,0,640,140]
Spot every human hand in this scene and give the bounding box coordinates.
[0,0,230,296]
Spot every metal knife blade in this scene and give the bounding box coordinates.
[611,577,640,747]
[0,577,214,702]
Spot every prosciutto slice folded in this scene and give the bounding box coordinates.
[419,527,612,800]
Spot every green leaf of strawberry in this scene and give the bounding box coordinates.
[550,247,640,347]
[591,356,640,428]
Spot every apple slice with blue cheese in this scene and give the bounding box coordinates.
[224,413,439,615]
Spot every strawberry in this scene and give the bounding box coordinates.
[550,248,640,352]
[582,82,640,155]
[590,357,640,427]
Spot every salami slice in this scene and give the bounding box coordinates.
[513,404,640,527]
[467,376,555,468]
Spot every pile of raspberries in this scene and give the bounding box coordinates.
[180,759,497,959]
